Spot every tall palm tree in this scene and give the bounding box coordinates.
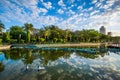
[0,20,5,36]
[44,27,51,42]
[24,23,33,43]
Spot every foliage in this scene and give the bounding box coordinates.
[3,31,10,43]
[0,20,5,33]
[31,37,36,43]
[39,38,45,43]
[0,21,116,44]
[0,39,2,44]
[24,23,34,43]
[10,39,17,44]
[20,39,25,44]
[10,26,26,43]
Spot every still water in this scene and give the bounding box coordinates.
[0,48,120,80]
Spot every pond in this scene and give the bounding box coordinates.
[0,47,120,80]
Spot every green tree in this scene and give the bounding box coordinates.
[0,20,5,36]
[3,31,10,43]
[44,26,51,42]
[24,23,34,43]
[10,26,26,43]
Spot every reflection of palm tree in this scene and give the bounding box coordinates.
[10,49,22,60]
[22,50,34,71]
[39,50,71,65]
[63,52,71,59]
[22,50,34,64]
[0,62,4,72]
[3,50,10,60]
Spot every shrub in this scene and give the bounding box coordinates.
[0,39,2,44]
[53,38,58,43]
[10,39,17,44]
[39,38,45,43]
[58,39,63,43]
[31,38,36,43]
[20,39,24,44]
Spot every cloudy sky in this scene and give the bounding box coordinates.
[0,0,120,32]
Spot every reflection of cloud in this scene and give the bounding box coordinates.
[1,51,120,79]
[89,53,120,75]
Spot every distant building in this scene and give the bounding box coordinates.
[108,32,112,36]
[100,26,106,35]
[108,32,120,37]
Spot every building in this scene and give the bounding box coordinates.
[108,32,112,36]
[108,32,120,37]
[100,26,106,35]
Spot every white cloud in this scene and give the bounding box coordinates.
[42,2,52,9]
[0,0,58,28]
[68,10,75,15]
[40,0,43,2]
[58,0,65,7]
[90,10,100,16]
[68,4,75,9]
[95,2,103,8]
[69,0,75,4]
[77,6,83,10]
[57,9,64,14]
[91,0,98,4]
[12,0,38,8]
[102,0,115,10]
[88,7,93,11]
[37,16,62,26]
[70,4,75,8]
[99,0,105,3]
[0,0,120,33]
[58,4,120,32]
[39,8,48,14]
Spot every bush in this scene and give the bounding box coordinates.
[58,39,63,43]
[53,38,58,43]
[0,39,2,44]
[10,39,17,44]
[20,39,24,44]
[31,38,36,43]
[6,39,10,43]
[39,38,45,43]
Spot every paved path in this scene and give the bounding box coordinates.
[35,43,102,48]
[0,45,11,50]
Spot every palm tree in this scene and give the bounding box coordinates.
[44,27,51,42]
[24,23,33,43]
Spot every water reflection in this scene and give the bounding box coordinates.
[0,62,4,72]
[0,48,120,80]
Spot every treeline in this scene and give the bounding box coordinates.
[0,21,120,44]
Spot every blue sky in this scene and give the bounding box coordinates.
[0,0,120,33]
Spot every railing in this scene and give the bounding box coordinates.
[108,43,120,48]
